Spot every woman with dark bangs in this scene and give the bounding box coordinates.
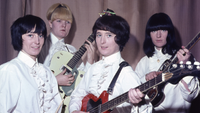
[135,13,200,113]
[0,15,62,113]
[69,9,152,113]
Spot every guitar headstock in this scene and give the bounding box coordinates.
[163,61,200,84]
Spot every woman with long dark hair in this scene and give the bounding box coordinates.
[135,12,200,113]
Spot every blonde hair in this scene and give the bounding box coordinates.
[46,3,73,23]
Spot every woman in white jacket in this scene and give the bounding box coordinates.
[135,12,200,113]
[0,15,62,113]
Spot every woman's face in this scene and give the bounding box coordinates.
[21,27,44,61]
[95,30,119,57]
[150,30,168,50]
[49,19,71,40]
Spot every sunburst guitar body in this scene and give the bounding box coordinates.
[50,34,94,113]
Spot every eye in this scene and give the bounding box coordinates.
[39,34,44,38]
[96,34,101,38]
[108,34,112,37]
[66,21,70,24]
[56,19,61,22]
[28,34,34,38]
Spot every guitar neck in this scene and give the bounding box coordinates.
[185,32,200,51]
[97,75,163,112]
[67,34,94,69]
[160,32,200,72]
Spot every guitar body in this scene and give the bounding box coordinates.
[81,91,110,113]
[147,85,165,107]
[146,59,171,106]
[50,51,84,113]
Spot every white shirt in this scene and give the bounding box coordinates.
[69,52,152,113]
[43,33,90,71]
[135,47,200,113]
[0,51,62,113]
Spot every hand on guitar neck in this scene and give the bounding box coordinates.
[55,68,75,86]
[176,46,191,64]
[128,88,145,105]
[82,39,98,65]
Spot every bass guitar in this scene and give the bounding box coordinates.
[81,61,200,113]
[50,34,94,113]
[147,31,200,106]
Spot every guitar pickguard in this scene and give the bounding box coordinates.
[81,91,110,113]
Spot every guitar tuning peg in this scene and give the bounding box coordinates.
[194,61,200,70]
[179,61,184,68]
[194,61,200,65]
[186,61,191,65]
[186,61,192,69]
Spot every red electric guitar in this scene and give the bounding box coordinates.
[81,62,200,113]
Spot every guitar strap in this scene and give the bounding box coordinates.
[107,61,129,95]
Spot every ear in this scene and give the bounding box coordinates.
[48,20,53,28]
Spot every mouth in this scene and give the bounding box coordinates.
[32,46,40,50]
[61,29,66,32]
[156,40,162,42]
[101,46,107,50]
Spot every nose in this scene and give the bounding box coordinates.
[156,30,161,38]
[100,35,106,44]
[35,35,40,44]
[62,21,67,27]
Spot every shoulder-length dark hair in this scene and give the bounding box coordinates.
[143,12,180,57]
[11,15,47,51]
[92,13,130,51]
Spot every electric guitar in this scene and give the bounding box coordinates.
[81,61,200,113]
[49,34,94,113]
[147,31,200,106]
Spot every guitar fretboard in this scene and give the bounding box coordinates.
[67,34,94,69]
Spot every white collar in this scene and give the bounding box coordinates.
[18,51,38,68]
[154,46,162,54]
[102,51,121,64]
[50,32,65,45]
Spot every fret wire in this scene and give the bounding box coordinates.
[67,45,86,68]
[66,35,94,69]
[101,92,128,112]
